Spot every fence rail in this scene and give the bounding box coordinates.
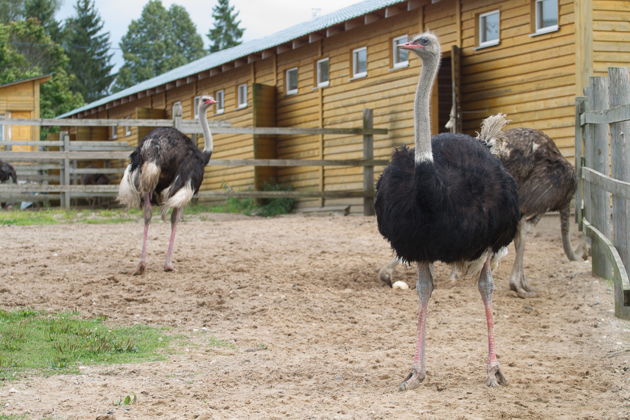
[0,108,388,215]
[575,67,630,320]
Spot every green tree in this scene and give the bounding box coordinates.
[0,20,83,123]
[0,0,62,41]
[207,0,244,53]
[114,0,205,91]
[63,0,114,102]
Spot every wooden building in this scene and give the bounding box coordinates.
[59,0,630,211]
[0,75,51,152]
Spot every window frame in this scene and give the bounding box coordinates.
[236,83,248,109]
[392,35,409,69]
[285,67,299,95]
[215,89,225,115]
[0,113,5,142]
[351,46,368,79]
[477,10,501,49]
[316,58,330,88]
[124,116,132,137]
[532,0,559,36]
[110,125,117,140]
[193,96,201,119]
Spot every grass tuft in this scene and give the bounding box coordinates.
[0,309,169,380]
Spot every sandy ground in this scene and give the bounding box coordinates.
[0,213,628,419]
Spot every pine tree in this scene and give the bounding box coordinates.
[63,0,114,102]
[114,0,205,91]
[207,0,244,53]
[24,0,62,42]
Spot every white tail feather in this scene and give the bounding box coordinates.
[117,165,140,208]
[161,180,194,215]
[139,162,160,194]
[476,113,510,156]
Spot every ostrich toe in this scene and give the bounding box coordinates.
[399,368,426,391]
[486,363,507,387]
[509,274,537,298]
[133,262,146,276]
[164,263,176,272]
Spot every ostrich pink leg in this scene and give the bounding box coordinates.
[478,257,507,386]
[164,207,181,272]
[400,262,433,391]
[134,193,152,275]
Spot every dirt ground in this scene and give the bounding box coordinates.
[0,213,628,419]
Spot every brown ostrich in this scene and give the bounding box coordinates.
[378,115,585,298]
[0,160,17,209]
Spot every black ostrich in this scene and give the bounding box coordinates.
[118,96,216,275]
[374,33,519,389]
[379,115,585,298]
[0,160,17,209]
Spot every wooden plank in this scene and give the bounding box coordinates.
[0,141,62,147]
[205,158,389,167]
[71,168,125,175]
[583,219,630,320]
[581,103,630,125]
[196,190,371,199]
[362,109,374,216]
[0,117,231,128]
[0,194,61,202]
[0,151,131,161]
[582,167,630,199]
[0,184,118,193]
[62,132,71,208]
[608,67,630,278]
[586,77,612,278]
[575,97,586,226]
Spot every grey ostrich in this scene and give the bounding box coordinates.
[374,33,519,389]
[118,96,216,275]
[378,115,584,298]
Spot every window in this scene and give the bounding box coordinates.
[392,35,409,68]
[0,112,10,143]
[125,116,132,137]
[286,67,298,95]
[193,96,201,118]
[237,83,247,109]
[111,125,117,140]
[352,47,367,79]
[0,113,4,142]
[534,0,558,34]
[478,10,500,48]
[316,58,329,88]
[214,90,225,114]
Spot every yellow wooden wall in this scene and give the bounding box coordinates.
[459,0,577,158]
[591,0,630,76]
[0,79,46,150]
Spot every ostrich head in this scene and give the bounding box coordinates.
[199,95,216,114]
[398,32,441,59]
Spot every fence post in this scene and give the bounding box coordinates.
[585,77,612,278]
[574,97,586,228]
[608,67,630,278]
[363,108,375,216]
[172,102,183,132]
[61,131,71,209]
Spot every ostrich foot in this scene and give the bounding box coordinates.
[486,363,507,387]
[378,266,394,287]
[133,262,146,276]
[164,263,176,272]
[509,275,537,298]
[399,368,426,391]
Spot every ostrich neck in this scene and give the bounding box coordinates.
[199,105,213,155]
[414,54,440,163]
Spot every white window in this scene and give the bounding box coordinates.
[352,47,367,79]
[215,90,225,114]
[534,0,558,34]
[392,35,409,68]
[286,67,298,95]
[111,125,117,140]
[125,116,132,136]
[0,113,5,142]
[316,58,329,88]
[478,10,500,48]
[193,96,201,118]
[237,83,247,109]
[0,112,10,143]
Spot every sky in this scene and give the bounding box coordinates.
[56,0,361,70]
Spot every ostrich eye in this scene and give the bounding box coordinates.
[419,38,429,46]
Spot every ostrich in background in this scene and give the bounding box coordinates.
[378,115,585,298]
[375,33,519,389]
[81,169,111,208]
[118,96,216,275]
[0,160,17,209]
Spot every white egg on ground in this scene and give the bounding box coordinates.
[392,281,410,290]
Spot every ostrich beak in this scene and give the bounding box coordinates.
[203,99,216,105]
[399,42,423,50]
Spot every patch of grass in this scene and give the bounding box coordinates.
[0,415,28,420]
[208,336,236,349]
[114,393,137,406]
[192,183,295,217]
[0,208,137,226]
[0,309,169,381]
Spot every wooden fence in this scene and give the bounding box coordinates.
[0,108,388,215]
[575,67,630,320]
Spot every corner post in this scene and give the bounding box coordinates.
[61,131,71,209]
[363,108,375,216]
